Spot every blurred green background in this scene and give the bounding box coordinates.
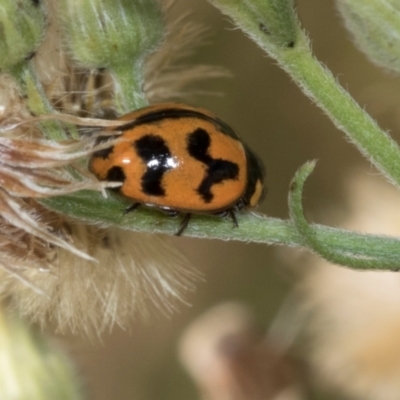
[60,1,400,399]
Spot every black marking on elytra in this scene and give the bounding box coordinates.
[134,134,173,196]
[106,166,125,187]
[117,108,240,140]
[187,128,239,203]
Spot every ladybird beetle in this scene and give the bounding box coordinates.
[89,103,265,235]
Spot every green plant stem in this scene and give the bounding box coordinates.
[112,62,148,113]
[289,161,400,269]
[208,0,400,187]
[279,41,400,185]
[42,191,400,270]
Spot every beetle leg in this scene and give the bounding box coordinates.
[228,209,239,228]
[215,209,239,228]
[123,202,141,215]
[176,213,191,236]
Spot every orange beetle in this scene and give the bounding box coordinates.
[89,103,265,235]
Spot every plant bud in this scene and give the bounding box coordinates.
[337,0,400,74]
[0,0,46,72]
[60,0,164,70]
